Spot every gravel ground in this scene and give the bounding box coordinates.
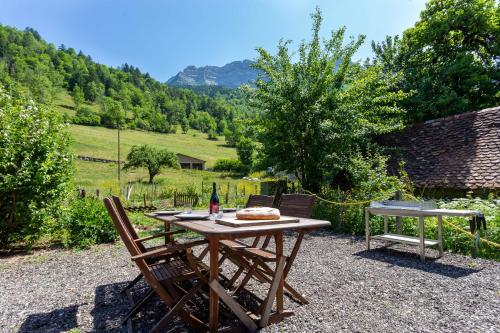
[0,231,499,333]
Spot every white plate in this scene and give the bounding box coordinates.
[153,210,182,216]
[174,213,210,220]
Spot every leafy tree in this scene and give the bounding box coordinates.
[100,96,125,128]
[0,85,73,248]
[236,137,255,174]
[71,84,84,108]
[123,145,179,183]
[252,8,405,191]
[73,106,101,126]
[373,0,500,122]
[180,116,190,133]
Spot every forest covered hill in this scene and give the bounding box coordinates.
[0,24,253,139]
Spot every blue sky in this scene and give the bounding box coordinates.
[0,0,427,81]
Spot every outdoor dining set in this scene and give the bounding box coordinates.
[103,194,330,332]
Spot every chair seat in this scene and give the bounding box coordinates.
[149,258,199,283]
[220,239,249,249]
[240,247,278,262]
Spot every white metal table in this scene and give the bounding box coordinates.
[365,206,480,260]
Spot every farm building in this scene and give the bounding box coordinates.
[176,153,206,170]
[380,106,499,196]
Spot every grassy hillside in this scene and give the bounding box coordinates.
[68,124,236,167]
[54,90,101,118]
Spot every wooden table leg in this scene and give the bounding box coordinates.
[419,216,425,261]
[437,215,443,257]
[274,232,284,314]
[164,220,172,244]
[365,208,370,250]
[209,237,220,332]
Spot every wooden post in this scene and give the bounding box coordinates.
[383,215,388,234]
[419,215,425,261]
[143,193,147,208]
[365,207,370,250]
[437,215,443,257]
[209,238,220,332]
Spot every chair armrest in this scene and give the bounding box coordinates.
[131,239,208,261]
[133,230,185,243]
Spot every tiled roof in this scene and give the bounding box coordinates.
[380,106,500,190]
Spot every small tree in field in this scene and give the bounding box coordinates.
[123,145,179,184]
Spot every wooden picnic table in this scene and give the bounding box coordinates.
[146,211,330,332]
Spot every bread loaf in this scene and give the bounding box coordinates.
[236,207,280,220]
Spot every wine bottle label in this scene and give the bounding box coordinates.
[210,202,219,214]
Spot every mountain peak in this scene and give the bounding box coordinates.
[167,60,259,88]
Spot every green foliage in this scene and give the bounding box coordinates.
[71,84,84,109]
[0,24,245,135]
[252,8,406,192]
[213,158,243,173]
[61,196,117,249]
[436,196,499,260]
[207,129,218,140]
[123,144,179,183]
[0,85,73,248]
[73,106,101,126]
[100,97,125,128]
[372,0,500,122]
[236,137,255,174]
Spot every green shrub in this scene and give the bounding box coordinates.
[0,85,73,248]
[61,196,117,249]
[73,106,101,126]
[213,158,243,173]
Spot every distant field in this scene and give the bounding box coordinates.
[74,160,259,207]
[59,91,245,195]
[68,124,236,167]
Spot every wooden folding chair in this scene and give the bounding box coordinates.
[110,196,187,299]
[226,194,316,304]
[103,197,209,333]
[216,195,275,277]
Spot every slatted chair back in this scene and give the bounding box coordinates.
[103,198,179,302]
[278,194,316,218]
[111,195,147,252]
[104,197,143,258]
[246,194,275,208]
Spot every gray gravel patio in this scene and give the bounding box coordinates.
[1,230,499,333]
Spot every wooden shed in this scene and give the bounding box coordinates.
[176,153,206,170]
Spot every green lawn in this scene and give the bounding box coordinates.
[68,124,236,167]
